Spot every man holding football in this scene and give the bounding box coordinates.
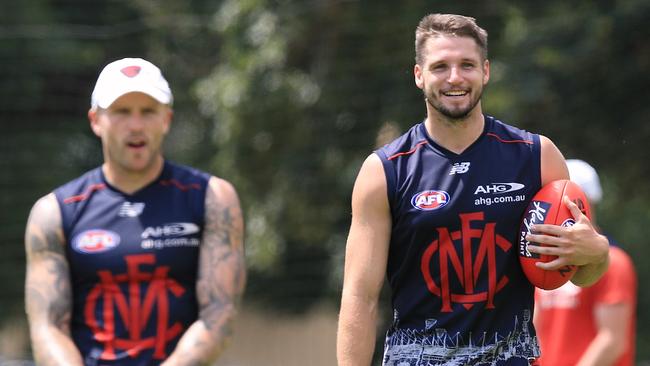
[337,13,609,366]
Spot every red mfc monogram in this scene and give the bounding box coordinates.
[420,212,512,312]
[84,254,186,360]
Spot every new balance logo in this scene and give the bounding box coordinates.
[449,162,471,175]
[118,202,145,217]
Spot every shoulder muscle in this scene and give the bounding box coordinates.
[540,135,569,185]
[25,193,65,259]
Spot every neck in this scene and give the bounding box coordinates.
[102,157,164,194]
[424,103,485,154]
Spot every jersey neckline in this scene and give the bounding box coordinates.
[98,160,170,197]
[418,114,493,158]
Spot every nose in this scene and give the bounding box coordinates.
[447,66,463,84]
[126,112,146,131]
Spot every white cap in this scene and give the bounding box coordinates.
[90,58,173,109]
[566,159,603,203]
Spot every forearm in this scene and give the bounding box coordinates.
[162,304,237,366]
[572,252,609,287]
[337,294,379,366]
[30,325,84,366]
[26,270,81,366]
[576,332,624,366]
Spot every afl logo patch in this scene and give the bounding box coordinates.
[561,218,576,227]
[72,229,121,254]
[411,190,450,211]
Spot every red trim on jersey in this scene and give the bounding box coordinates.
[159,179,201,191]
[387,140,429,160]
[63,183,107,204]
[486,132,533,145]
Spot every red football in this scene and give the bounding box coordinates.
[518,179,591,290]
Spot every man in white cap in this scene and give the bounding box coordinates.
[25,58,246,365]
[534,159,637,366]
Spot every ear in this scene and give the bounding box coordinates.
[482,59,490,85]
[414,64,424,89]
[162,107,173,135]
[88,108,102,137]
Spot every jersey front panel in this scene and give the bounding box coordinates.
[54,161,210,366]
[376,116,542,366]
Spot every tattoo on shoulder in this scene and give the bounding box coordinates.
[25,194,72,330]
[204,179,244,249]
[26,194,65,257]
[197,179,246,333]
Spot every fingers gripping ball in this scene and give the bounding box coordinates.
[518,179,592,290]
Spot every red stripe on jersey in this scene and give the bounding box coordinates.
[63,183,107,204]
[159,179,201,191]
[388,140,429,160]
[486,132,533,145]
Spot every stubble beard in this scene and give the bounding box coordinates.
[108,143,160,176]
[424,87,483,121]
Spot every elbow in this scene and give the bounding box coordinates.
[610,344,627,361]
[607,332,628,360]
[571,257,610,287]
[199,301,238,338]
[601,332,627,362]
[197,303,239,361]
[570,273,599,287]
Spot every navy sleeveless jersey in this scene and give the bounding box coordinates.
[376,115,542,366]
[54,161,210,366]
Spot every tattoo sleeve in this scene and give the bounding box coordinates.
[162,177,246,366]
[24,193,84,365]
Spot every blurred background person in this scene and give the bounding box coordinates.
[534,159,637,366]
[24,58,246,366]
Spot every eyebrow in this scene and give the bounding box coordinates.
[428,57,480,67]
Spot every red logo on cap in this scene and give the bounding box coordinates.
[121,65,141,77]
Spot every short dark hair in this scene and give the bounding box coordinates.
[415,13,488,65]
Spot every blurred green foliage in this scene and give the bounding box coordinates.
[1,0,648,361]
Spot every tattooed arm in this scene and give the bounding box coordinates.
[162,177,246,366]
[25,193,84,365]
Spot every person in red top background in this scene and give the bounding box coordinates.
[534,159,637,366]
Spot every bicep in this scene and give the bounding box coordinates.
[342,154,391,302]
[25,194,72,330]
[196,177,246,325]
[539,135,569,185]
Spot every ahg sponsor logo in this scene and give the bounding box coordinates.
[474,183,525,195]
[141,223,201,250]
[141,223,200,239]
[474,195,526,206]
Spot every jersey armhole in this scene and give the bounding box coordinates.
[374,150,397,213]
[531,133,542,188]
[197,175,211,230]
[52,190,71,244]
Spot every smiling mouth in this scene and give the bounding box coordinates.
[442,90,469,97]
